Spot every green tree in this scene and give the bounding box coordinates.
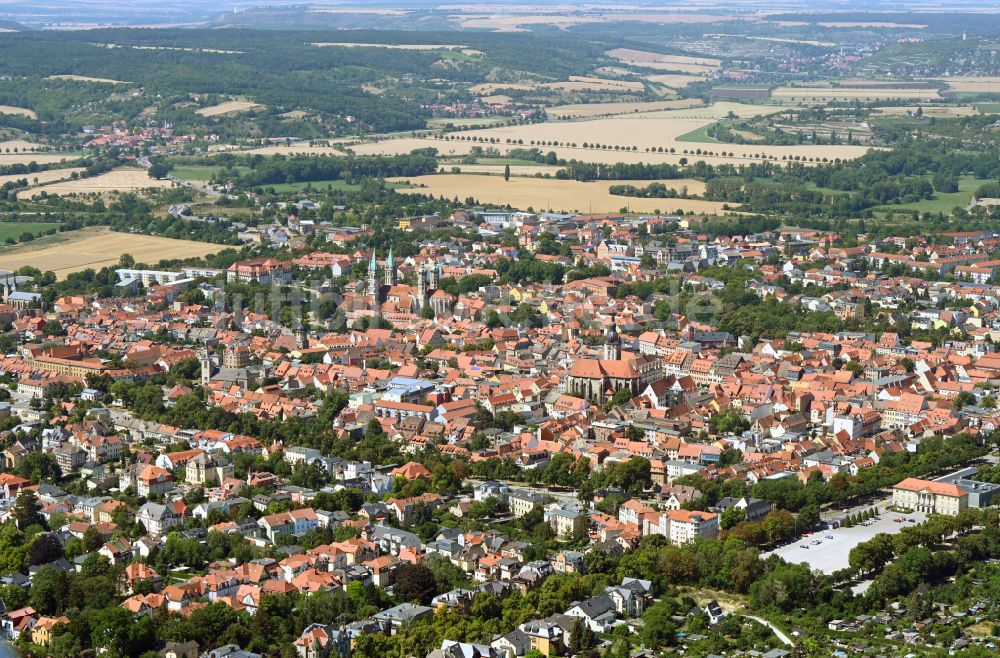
[13,490,45,529]
[393,563,437,605]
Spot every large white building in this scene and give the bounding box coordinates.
[892,477,968,515]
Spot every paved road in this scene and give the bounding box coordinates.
[743,615,793,646]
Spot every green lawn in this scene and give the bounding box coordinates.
[874,175,982,215]
[169,164,250,182]
[975,103,1000,114]
[0,222,62,243]
[676,123,723,143]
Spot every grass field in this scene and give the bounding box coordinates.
[19,168,173,199]
[170,164,250,182]
[976,103,1000,114]
[392,173,720,214]
[676,124,724,143]
[0,226,221,278]
[0,222,62,243]
[874,176,981,215]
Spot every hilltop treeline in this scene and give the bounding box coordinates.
[0,29,613,133]
[231,153,438,187]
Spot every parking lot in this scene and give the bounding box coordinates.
[764,510,927,574]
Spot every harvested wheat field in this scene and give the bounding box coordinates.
[874,105,978,117]
[18,168,173,199]
[547,98,703,118]
[391,173,721,214]
[352,100,866,168]
[457,12,736,31]
[0,227,221,278]
[439,164,563,176]
[934,77,1000,93]
[817,21,926,28]
[46,75,128,84]
[773,86,941,101]
[239,144,346,157]
[547,76,646,92]
[311,42,466,50]
[0,167,84,188]
[606,48,721,74]
[0,106,36,119]
[470,83,538,94]
[196,101,264,117]
[0,140,48,153]
[0,152,78,166]
[646,73,707,89]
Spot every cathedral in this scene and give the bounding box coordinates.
[565,318,663,404]
[365,247,454,317]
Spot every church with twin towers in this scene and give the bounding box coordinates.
[367,247,455,317]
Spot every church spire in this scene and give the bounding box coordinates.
[385,245,396,287]
[367,250,378,298]
[604,315,622,361]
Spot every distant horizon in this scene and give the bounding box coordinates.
[2,0,1000,30]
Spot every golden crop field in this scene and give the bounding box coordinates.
[933,77,1000,93]
[606,48,721,74]
[547,98,703,118]
[352,99,871,168]
[817,21,927,28]
[873,105,978,117]
[772,87,941,101]
[0,106,36,119]
[391,173,722,214]
[238,143,347,157]
[0,140,47,152]
[311,42,467,50]
[196,101,264,117]
[18,168,173,199]
[46,75,128,84]
[538,75,645,92]
[456,13,738,31]
[646,73,706,90]
[0,227,222,278]
[0,167,84,187]
[438,164,563,176]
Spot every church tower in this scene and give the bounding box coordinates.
[197,348,212,402]
[367,251,378,298]
[604,316,622,361]
[384,246,396,288]
[416,265,427,309]
[428,260,439,290]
